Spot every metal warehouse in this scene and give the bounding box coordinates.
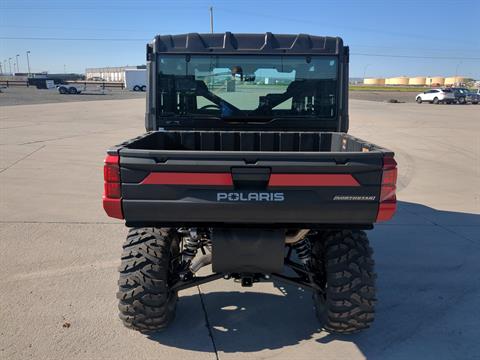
[85,65,146,82]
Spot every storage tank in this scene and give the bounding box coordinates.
[409,77,426,86]
[444,76,468,86]
[363,78,385,85]
[385,77,409,85]
[425,77,445,86]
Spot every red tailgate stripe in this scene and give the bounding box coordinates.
[141,172,233,186]
[269,174,360,187]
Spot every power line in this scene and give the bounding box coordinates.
[2,36,479,61]
[0,36,148,41]
[0,24,145,32]
[351,53,480,60]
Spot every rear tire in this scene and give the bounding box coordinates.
[311,230,376,334]
[416,97,422,104]
[141,85,146,92]
[458,97,466,104]
[133,85,140,92]
[433,97,439,104]
[58,86,68,94]
[117,227,179,332]
[68,87,77,94]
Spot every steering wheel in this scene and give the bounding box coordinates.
[199,104,221,110]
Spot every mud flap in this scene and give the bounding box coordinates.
[211,228,284,273]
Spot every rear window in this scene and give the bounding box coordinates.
[156,54,339,120]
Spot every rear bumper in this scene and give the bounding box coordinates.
[122,198,379,227]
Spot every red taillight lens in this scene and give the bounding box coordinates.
[380,184,396,202]
[376,156,397,222]
[383,157,397,170]
[103,154,123,219]
[382,168,397,186]
[104,163,120,183]
[377,199,397,222]
[104,182,121,198]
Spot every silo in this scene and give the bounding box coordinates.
[444,76,468,86]
[409,77,426,86]
[385,77,409,86]
[363,78,385,85]
[425,77,445,87]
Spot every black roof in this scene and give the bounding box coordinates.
[153,32,343,55]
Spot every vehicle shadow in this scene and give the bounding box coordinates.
[148,201,480,358]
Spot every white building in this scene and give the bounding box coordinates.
[85,65,146,82]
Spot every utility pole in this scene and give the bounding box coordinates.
[26,51,31,76]
[15,54,20,73]
[0,62,3,74]
[209,6,214,33]
[3,60,6,74]
[8,57,12,75]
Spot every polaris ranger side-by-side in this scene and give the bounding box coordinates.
[103,33,397,334]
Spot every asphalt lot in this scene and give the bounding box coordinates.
[1,98,479,359]
[0,86,145,106]
[3,86,470,106]
[349,90,417,103]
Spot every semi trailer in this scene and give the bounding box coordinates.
[124,68,147,91]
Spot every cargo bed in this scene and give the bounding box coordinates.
[119,130,387,153]
[105,130,395,228]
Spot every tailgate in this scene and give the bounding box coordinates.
[116,150,389,227]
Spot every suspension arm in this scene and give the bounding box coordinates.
[270,273,324,293]
[170,273,224,292]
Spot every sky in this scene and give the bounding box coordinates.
[1,0,479,78]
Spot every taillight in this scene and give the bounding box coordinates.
[104,182,121,199]
[104,156,120,183]
[103,154,124,219]
[376,156,397,222]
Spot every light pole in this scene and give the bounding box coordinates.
[8,57,12,75]
[363,63,371,81]
[26,51,31,76]
[0,62,3,75]
[15,54,20,73]
[209,6,214,33]
[3,60,6,74]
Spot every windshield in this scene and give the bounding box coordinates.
[157,55,338,120]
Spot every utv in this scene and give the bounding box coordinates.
[103,33,397,334]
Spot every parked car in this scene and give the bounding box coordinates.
[450,88,469,104]
[467,90,479,104]
[56,83,85,95]
[450,87,479,104]
[416,88,455,104]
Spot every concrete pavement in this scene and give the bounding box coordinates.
[1,98,479,359]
